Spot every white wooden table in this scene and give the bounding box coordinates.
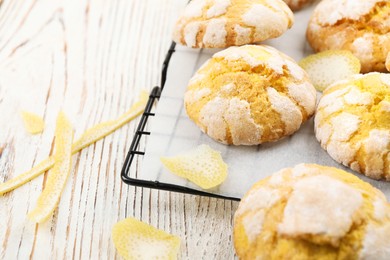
[0,0,238,259]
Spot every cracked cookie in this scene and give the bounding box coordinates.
[234,163,390,260]
[315,72,390,181]
[184,45,316,145]
[307,0,390,73]
[173,0,294,48]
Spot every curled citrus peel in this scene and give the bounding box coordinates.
[71,90,148,151]
[0,90,148,195]
[112,217,180,260]
[21,111,45,134]
[299,50,361,92]
[28,112,74,223]
[160,144,228,190]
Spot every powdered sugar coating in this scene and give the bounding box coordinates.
[223,98,264,145]
[203,18,227,47]
[352,34,374,66]
[285,59,305,80]
[315,0,381,25]
[214,45,290,74]
[381,73,390,86]
[317,85,352,113]
[185,45,316,145]
[363,130,390,179]
[329,112,361,142]
[360,223,390,260]
[220,83,235,94]
[234,24,251,46]
[267,87,303,134]
[373,197,389,221]
[206,0,231,18]
[287,82,317,114]
[344,87,373,105]
[380,101,390,112]
[291,163,318,178]
[323,113,361,165]
[199,97,264,145]
[183,0,207,18]
[278,175,363,245]
[234,164,390,259]
[315,122,332,145]
[173,0,293,48]
[214,46,264,68]
[242,211,265,243]
[307,0,390,72]
[242,4,289,40]
[184,22,201,47]
[198,97,230,143]
[236,187,281,217]
[268,169,286,185]
[326,140,358,166]
[184,88,211,105]
[315,73,390,180]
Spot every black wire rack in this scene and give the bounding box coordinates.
[121,42,240,201]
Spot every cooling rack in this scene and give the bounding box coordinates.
[120,42,240,200]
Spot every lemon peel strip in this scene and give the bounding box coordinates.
[0,158,55,196]
[112,217,180,260]
[28,112,74,223]
[160,144,228,190]
[21,111,45,134]
[299,50,361,92]
[0,91,148,195]
[72,90,148,151]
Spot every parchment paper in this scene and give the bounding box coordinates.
[139,4,390,200]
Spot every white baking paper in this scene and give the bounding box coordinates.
[139,4,390,200]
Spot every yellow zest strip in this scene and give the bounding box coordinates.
[161,144,228,190]
[72,90,148,151]
[0,91,148,195]
[112,217,181,260]
[0,158,55,196]
[21,111,45,134]
[28,112,74,223]
[299,50,361,92]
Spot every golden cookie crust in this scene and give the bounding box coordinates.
[234,164,390,260]
[386,53,390,71]
[315,73,390,181]
[283,0,313,11]
[184,45,316,145]
[306,0,390,73]
[173,0,294,48]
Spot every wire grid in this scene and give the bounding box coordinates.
[121,45,241,200]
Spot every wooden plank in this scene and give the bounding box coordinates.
[0,0,238,259]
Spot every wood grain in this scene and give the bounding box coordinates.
[0,0,239,259]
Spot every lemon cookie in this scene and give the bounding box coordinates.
[315,72,390,180]
[283,0,313,11]
[173,0,294,48]
[234,163,390,260]
[184,45,316,145]
[386,53,390,71]
[307,0,390,73]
